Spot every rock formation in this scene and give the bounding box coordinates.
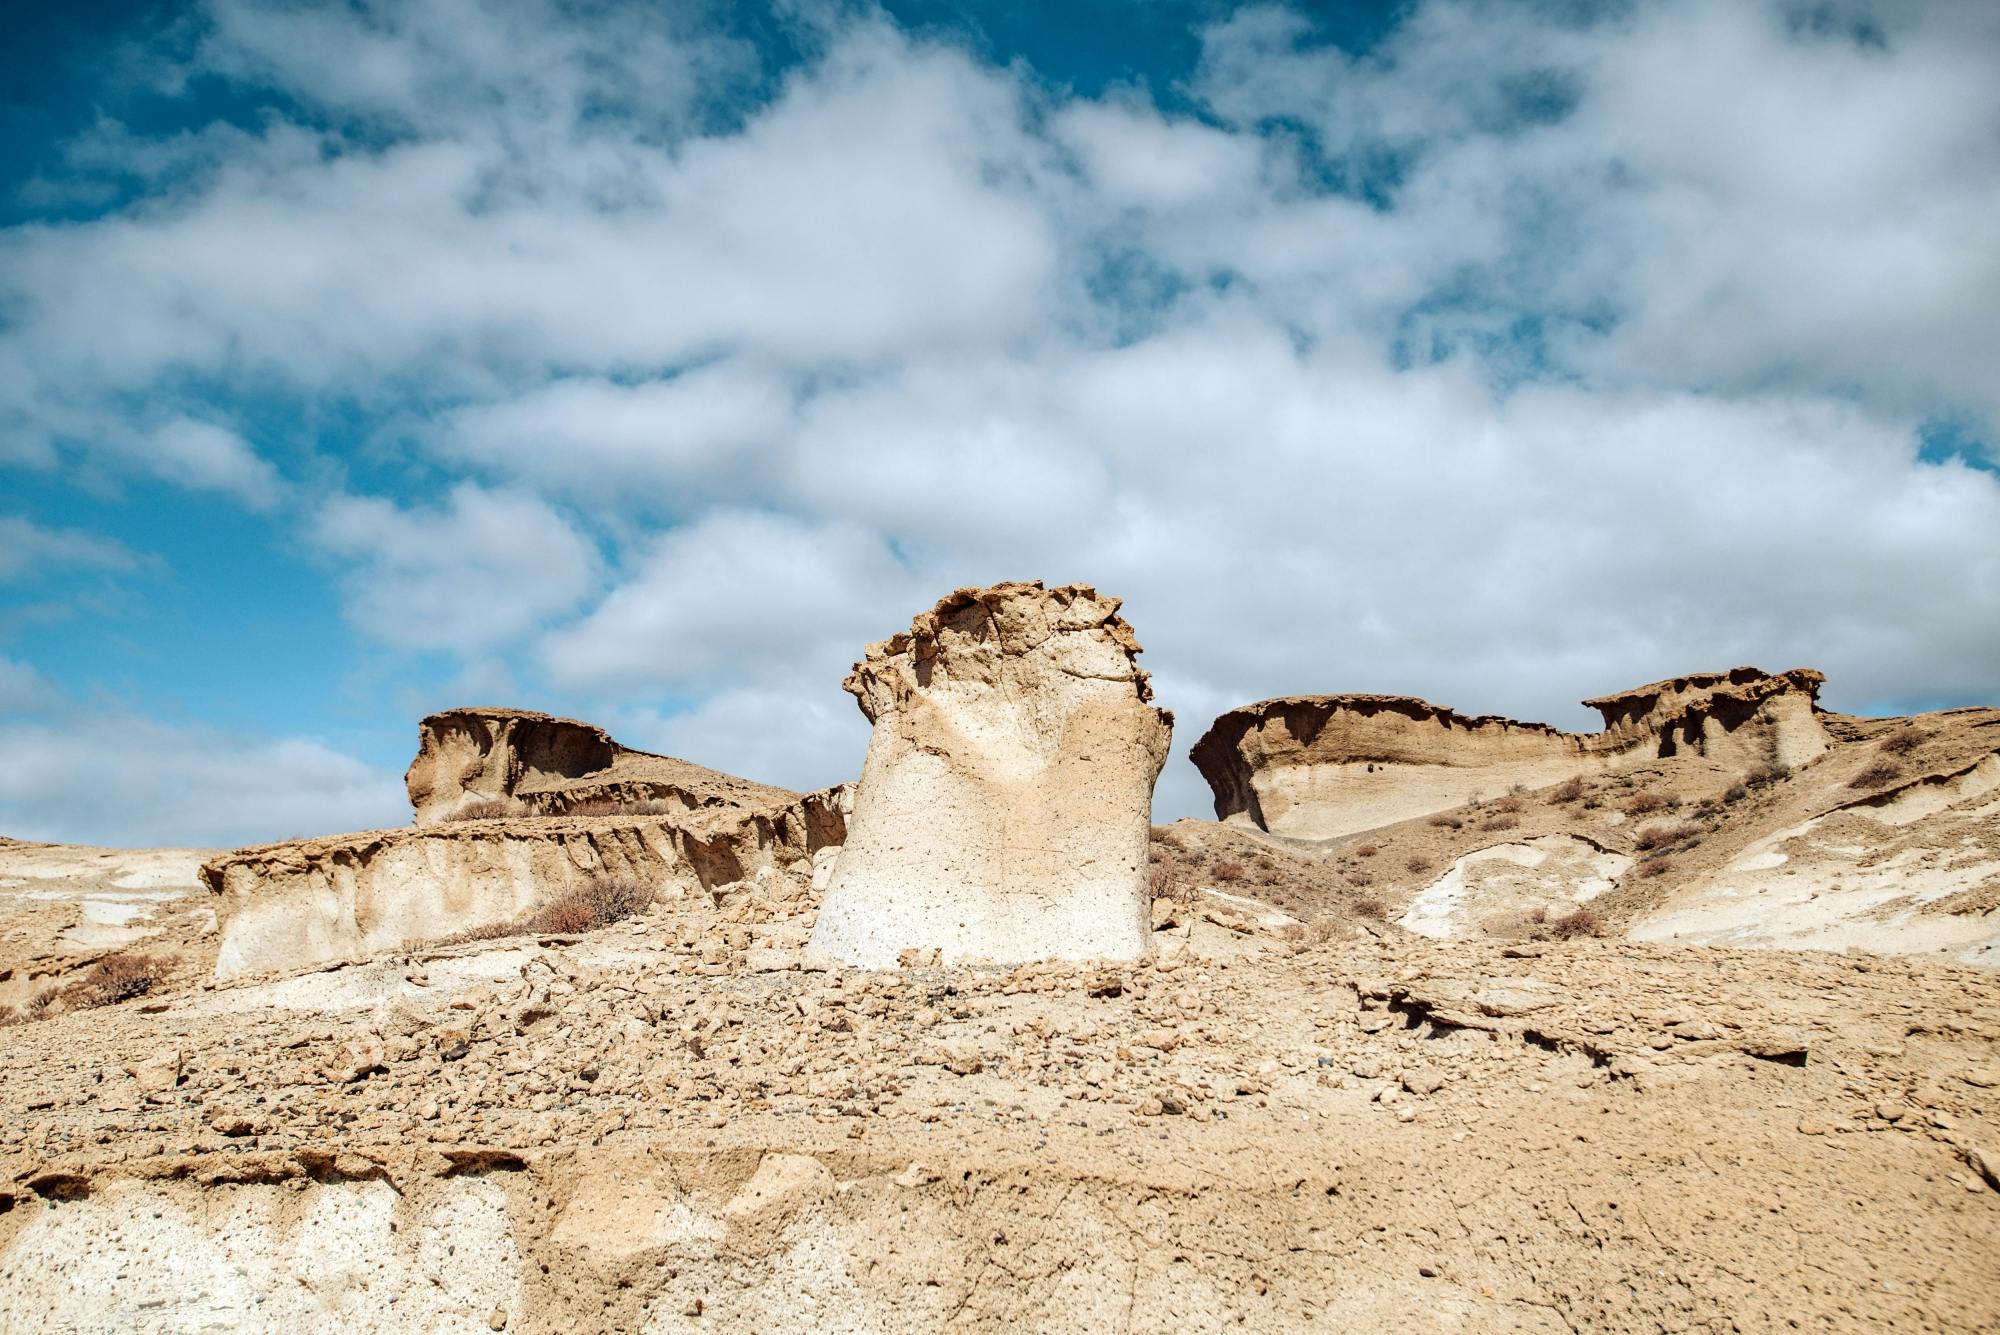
[202,711,850,981]
[1193,668,1829,839]
[406,706,821,829]
[806,582,1172,968]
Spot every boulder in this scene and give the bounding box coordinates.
[806,582,1172,969]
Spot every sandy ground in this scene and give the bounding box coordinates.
[0,840,215,1010]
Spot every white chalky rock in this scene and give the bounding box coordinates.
[806,582,1172,968]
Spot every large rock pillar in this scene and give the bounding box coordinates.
[806,582,1172,968]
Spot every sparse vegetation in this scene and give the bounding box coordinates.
[1348,870,1374,888]
[1148,864,1197,905]
[1353,898,1386,921]
[566,797,682,818]
[1723,784,1748,804]
[1428,815,1464,830]
[1480,815,1518,832]
[63,952,175,1010]
[1636,857,1672,878]
[1878,726,1929,755]
[1744,762,1791,789]
[1549,776,1585,804]
[1354,843,1380,858]
[1624,792,1670,816]
[1633,820,1701,852]
[1211,860,1246,884]
[444,875,656,944]
[1847,761,1904,790]
[1489,795,1524,815]
[449,797,529,821]
[1405,855,1429,875]
[1548,907,1602,939]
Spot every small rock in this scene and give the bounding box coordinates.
[941,1041,983,1076]
[1401,1067,1445,1096]
[488,1309,508,1331]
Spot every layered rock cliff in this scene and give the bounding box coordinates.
[807,581,1172,968]
[1192,667,1829,839]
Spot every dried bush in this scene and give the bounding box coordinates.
[449,796,529,821]
[1348,870,1374,888]
[1428,815,1464,830]
[62,952,174,1011]
[1723,784,1748,805]
[1480,815,1518,832]
[1151,828,1185,854]
[1490,795,1524,814]
[1353,843,1380,858]
[524,876,655,934]
[1549,776,1585,804]
[1211,860,1246,884]
[1548,908,1602,939]
[1405,855,1430,874]
[1878,726,1929,755]
[1636,857,1672,878]
[1633,821,1701,852]
[1148,864,1197,905]
[1847,761,1904,791]
[1624,792,1669,817]
[1353,898,1386,921]
[1744,763,1791,789]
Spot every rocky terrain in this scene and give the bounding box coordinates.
[1,586,1995,1331]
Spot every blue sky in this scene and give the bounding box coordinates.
[3,0,1997,847]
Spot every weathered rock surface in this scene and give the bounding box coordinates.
[201,711,851,982]
[1192,667,1829,839]
[807,582,1172,968]
[406,706,817,827]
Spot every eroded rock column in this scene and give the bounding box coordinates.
[806,582,1172,968]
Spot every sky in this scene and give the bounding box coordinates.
[2,0,1997,848]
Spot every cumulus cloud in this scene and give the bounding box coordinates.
[4,0,1997,835]
[0,713,406,847]
[313,484,601,652]
[0,516,139,581]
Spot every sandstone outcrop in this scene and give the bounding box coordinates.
[406,706,812,826]
[202,710,851,981]
[807,582,1172,968]
[1193,667,1829,839]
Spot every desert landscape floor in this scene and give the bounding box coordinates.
[2,893,1996,1334]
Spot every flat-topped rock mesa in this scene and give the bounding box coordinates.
[807,581,1172,968]
[204,709,849,982]
[1192,667,1829,840]
[406,706,833,837]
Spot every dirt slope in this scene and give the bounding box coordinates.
[0,876,1995,1333]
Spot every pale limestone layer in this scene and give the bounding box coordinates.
[1193,668,1829,840]
[201,796,846,983]
[806,582,1172,969]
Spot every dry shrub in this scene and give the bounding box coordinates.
[1624,791,1669,817]
[1427,815,1464,830]
[450,796,529,821]
[1354,843,1380,858]
[1636,857,1672,878]
[1349,869,1375,888]
[1490,795,1524,815]
[1878,726,1928,755]
[628,799,678,816]
[1723,784,1748,804]
[1847,760,1904,791]
[62,952,174,1012]
[1353,897,1386,921]
[443,875,655,945]
[1480,815,1518,832]
[1549,776,1585,804]
[1405,855,1430,874]
[1744,763,1791,789]
[1548,907,1602,939]
[1148,864,1197,905]
[1211,860,1246,884]
[1633,820,1701,852]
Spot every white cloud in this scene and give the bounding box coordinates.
[313,483,600,652]
[0,657,54,714]
[0,713,407,847]
[0,516,139,581]
[542,509,922,692]
[5,0,1998,834]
